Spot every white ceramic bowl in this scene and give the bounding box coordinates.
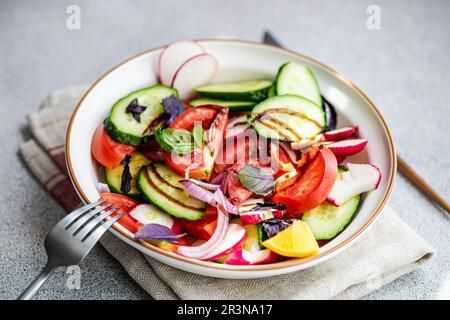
[66,39,396,279]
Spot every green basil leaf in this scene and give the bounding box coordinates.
[238,164,275,196]
[155,128,193,155]
[193,123,206,148]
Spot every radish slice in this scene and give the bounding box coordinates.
[178,209,229,258]
[158,40,204,86]
[238,198,264,212]
[129,204,181,233]
[98,183,110,193]
[171,53,218,100]
[291,134,323,150]
[328,139,368,156]
[226,114,248,128]
[225,114,250,139]
[324,126,358,141]
[225,124,249,139]
[201,223,246,261]
[238,198,284,225]
[239,209,282,225]
[336,156,347,164]
[224,249,279,265]
[326,163,382,206]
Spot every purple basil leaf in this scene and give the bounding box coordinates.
[120,154,132,195]
[162,95,185,125]
[238,164,275,196]
[251,202,286,211]
[126,98,147,123]
[134,223,186,243]
[262,218,292,238]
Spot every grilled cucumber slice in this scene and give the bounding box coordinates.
[189,98,255,111]
[137,163,205,220]
[105,151,150,199]
[248,95,325,141]
[195,80,272,102]
[275,62,322,106]
[104,85,177,145]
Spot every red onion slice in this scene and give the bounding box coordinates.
[187,178,221,190]
[214,188,238,214]
[180,180,216,206]
[220,171,229,194]
[177,209,229,258]
[211,171,227,185]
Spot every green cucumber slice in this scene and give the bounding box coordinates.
[189,98,255,111]
[249,95,326,141]
[195,80,273,102]
[275,62,322,106]
[243,224,264,251]
[302,195,361,240]
[137,163,205,220]
[104,85,178,145]
[105,151,150,198]
[257,223,268,244]
[267,85,276,98]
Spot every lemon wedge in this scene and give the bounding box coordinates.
[262,220,320,258]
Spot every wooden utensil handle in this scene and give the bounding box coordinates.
[397,156,450,214]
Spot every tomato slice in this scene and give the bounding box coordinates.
[169,106,220,130]
[224,164,254,205]
[179,207,218,240]
[92,125,136,169]
[272,147,337,216]
[163,106,228,180]
[100,193,141,233]
[214,133,261,173]
[297,146,320,169]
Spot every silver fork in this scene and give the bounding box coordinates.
[18,199,124,300]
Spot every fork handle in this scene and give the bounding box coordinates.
[18,262,55,300]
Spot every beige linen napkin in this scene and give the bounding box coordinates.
[19,86,435,300]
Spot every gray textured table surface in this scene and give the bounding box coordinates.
[0,0,449,300]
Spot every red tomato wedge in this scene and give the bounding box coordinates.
[179,207,218,240]
[169,105,220,130]
[163,106,228,180]
[214,133,260,173]
[100,193,141,233]
[91,125,136,169]
[224,164,254,205]
[272,147,338,216]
